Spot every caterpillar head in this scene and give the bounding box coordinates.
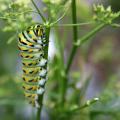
[34,24,44,37]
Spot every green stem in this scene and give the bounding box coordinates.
[72,0,78,42]
[37,107,41,120]
[15,10,41,15]
[31,0,46,22]
[51,21,94,27]
[58,98,99,119]
[36,25,50,120]
[61,0,78,106]
[66,23,106,73]
[0,17,16,21]
[50,0,70,26]
[71,98,99,112]
[50,7,69,26]
[111,23,120,27]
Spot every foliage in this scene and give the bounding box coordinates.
[0,0,120,120]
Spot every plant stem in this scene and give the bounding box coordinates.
[37,106,42,120]
[111,23,120,27]
[51,21,94,27]
[61,0,78,105]
[66,23,106,73]
[71,98,99,112]
[0,17,16,21]
[58,98,99,119]
[36,25,50,120]
[31,0,46,22]
[50,6,69,26]
[72,0,78,42]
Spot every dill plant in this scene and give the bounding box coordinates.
[0,0,120,120]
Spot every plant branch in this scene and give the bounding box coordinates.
[50,0,70,26]
[31,0,46,22]
[66,23,106,73]
[70,98,99,112]
[0,17,16,21]
[15,10,41,15]
[51,21,94,27]
[72,0,78,42]
[60,0,78,106]
[111,23,120,27]
[58,98,99,119]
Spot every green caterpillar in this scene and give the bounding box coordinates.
[18,24,47,108]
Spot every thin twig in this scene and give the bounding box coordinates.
[0,17,16,21]
[51,21,94,27]
[31,0,46,22]
[15,10,40,15]
[50,0,71,26]
[70,98,99,112]
[58,98,99,119]
[111,23,120,27]
[50,9,68,26]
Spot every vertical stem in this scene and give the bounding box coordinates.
[66,0,78,72]
[37,107,42,120]
[65,46,77,73]
[72,0,78,42]
[66,0,78,71]
[36,26,50,120]
[61,0,78,105]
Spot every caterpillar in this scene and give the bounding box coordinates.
[18,24,47,108]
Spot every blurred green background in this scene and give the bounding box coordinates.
[0,0,120,120]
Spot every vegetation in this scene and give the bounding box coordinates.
[0,0,120,120]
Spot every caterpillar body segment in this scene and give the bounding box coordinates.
[37,87,45,95]
[22,75,40,83]
[22,31,43,44]
[29,99,40,108]
[38,78,46,86]
[18,44,42,53]
[22,58,47,67]
[22,84,45,95]
[24,92,38,100]
[39,68,47,77]
[18,40,43,49]
[22,75,46,87]
[22,67,47,77]
[22,66,41,75]
[22,84,39,92]
[19,51,44,59]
